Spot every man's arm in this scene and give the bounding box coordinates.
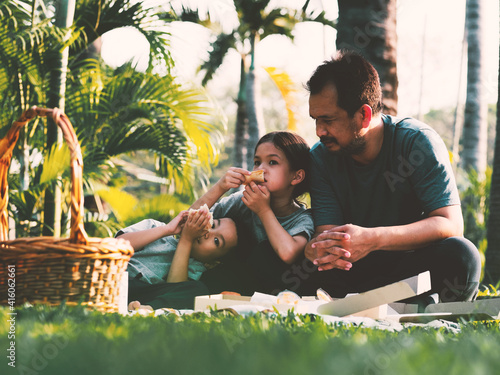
[307,205,463,271]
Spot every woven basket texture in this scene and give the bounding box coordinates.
[0,107,134,312]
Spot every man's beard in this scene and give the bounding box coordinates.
[320,131,367,156]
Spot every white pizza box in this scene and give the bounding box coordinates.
[195,271,430,318]
[316,271,430,317]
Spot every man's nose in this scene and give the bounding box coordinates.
[316,123,327,137]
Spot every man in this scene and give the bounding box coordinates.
[302,51,480,304]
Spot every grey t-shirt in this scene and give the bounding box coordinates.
[310,114,460,228]
[211,191,315,244]
[117,219,206,284]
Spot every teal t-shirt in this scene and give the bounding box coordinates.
[211,191,315,244]
[117,219,206,284]
[309,114,460,228]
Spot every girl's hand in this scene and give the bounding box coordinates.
[217,167,250,191]
[181,209,211,242]
[241,182,271,215]
[165,211,189,236]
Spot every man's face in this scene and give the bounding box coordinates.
[309,84,366,156]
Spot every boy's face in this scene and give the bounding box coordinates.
[190,218,237,262]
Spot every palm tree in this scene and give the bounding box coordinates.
[484,7,500,286]
[336,0,398,115]
[178,0,335,170]
[461,0,488,175]
[0,0,226,238]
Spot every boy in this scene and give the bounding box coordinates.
[116,206,238,310]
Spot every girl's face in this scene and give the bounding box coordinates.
[253,142,300,194]
[190,218,237,263]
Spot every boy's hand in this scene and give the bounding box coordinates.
[165,211,189,235]
[181,209,211,242]
[217,167,251,191]
[242,182,271,215]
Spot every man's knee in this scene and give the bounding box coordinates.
[436,236,481,302]
[439,236,481,275]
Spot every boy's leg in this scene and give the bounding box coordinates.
[128,278,209,310]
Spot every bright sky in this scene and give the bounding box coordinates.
[101,0,499,127]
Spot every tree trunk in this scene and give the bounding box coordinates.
[461,0,488,175]
[483,9,500,286]
[233,54,249,170]
[336,0,398,115]
[245,31,265,170]
[44,0,76,237]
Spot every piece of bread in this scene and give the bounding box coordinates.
[243,169,265,185]
[188,203,213,230]
[276,290,300,305]
[316,288,333,302]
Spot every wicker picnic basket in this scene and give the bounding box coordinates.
[0,106,134,312]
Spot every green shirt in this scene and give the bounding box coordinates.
[118,219,206,285]
[310,114,460,228]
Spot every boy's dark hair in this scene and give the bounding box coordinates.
[255,131,310,201]
[204,220,253,268]
[306,50,383,117]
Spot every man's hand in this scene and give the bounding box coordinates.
[241,182,271,216]
[310,224,376,271]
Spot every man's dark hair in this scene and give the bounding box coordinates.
[306,50,383,117]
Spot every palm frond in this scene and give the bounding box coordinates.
[129,194,189,225]
[263,66,298,131]
[39,141,70,184]
[260,8,299,40]
[300,1,336,29]
[73,0,173,72]
[96,187,139,223]
[200,31,237,85]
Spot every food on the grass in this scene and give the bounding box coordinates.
[276,290,300,305]
[316,288,333,302]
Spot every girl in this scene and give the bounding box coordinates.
[191,131,314,293]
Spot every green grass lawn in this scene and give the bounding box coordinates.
[1,305,500,375]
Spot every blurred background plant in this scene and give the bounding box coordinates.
[0,0,226,238]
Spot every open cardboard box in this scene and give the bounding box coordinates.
[195,271,431,319]
[195,271,500,322]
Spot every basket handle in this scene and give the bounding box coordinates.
[0,106,88,244]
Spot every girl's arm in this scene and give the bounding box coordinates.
[167,210,211,283]
[116,211,187,251]
[256,209,308,264]
[242,183,305,264]
[190,167,250,210]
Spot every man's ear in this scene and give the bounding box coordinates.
[359,104,373,128]
[291,169,306,185]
